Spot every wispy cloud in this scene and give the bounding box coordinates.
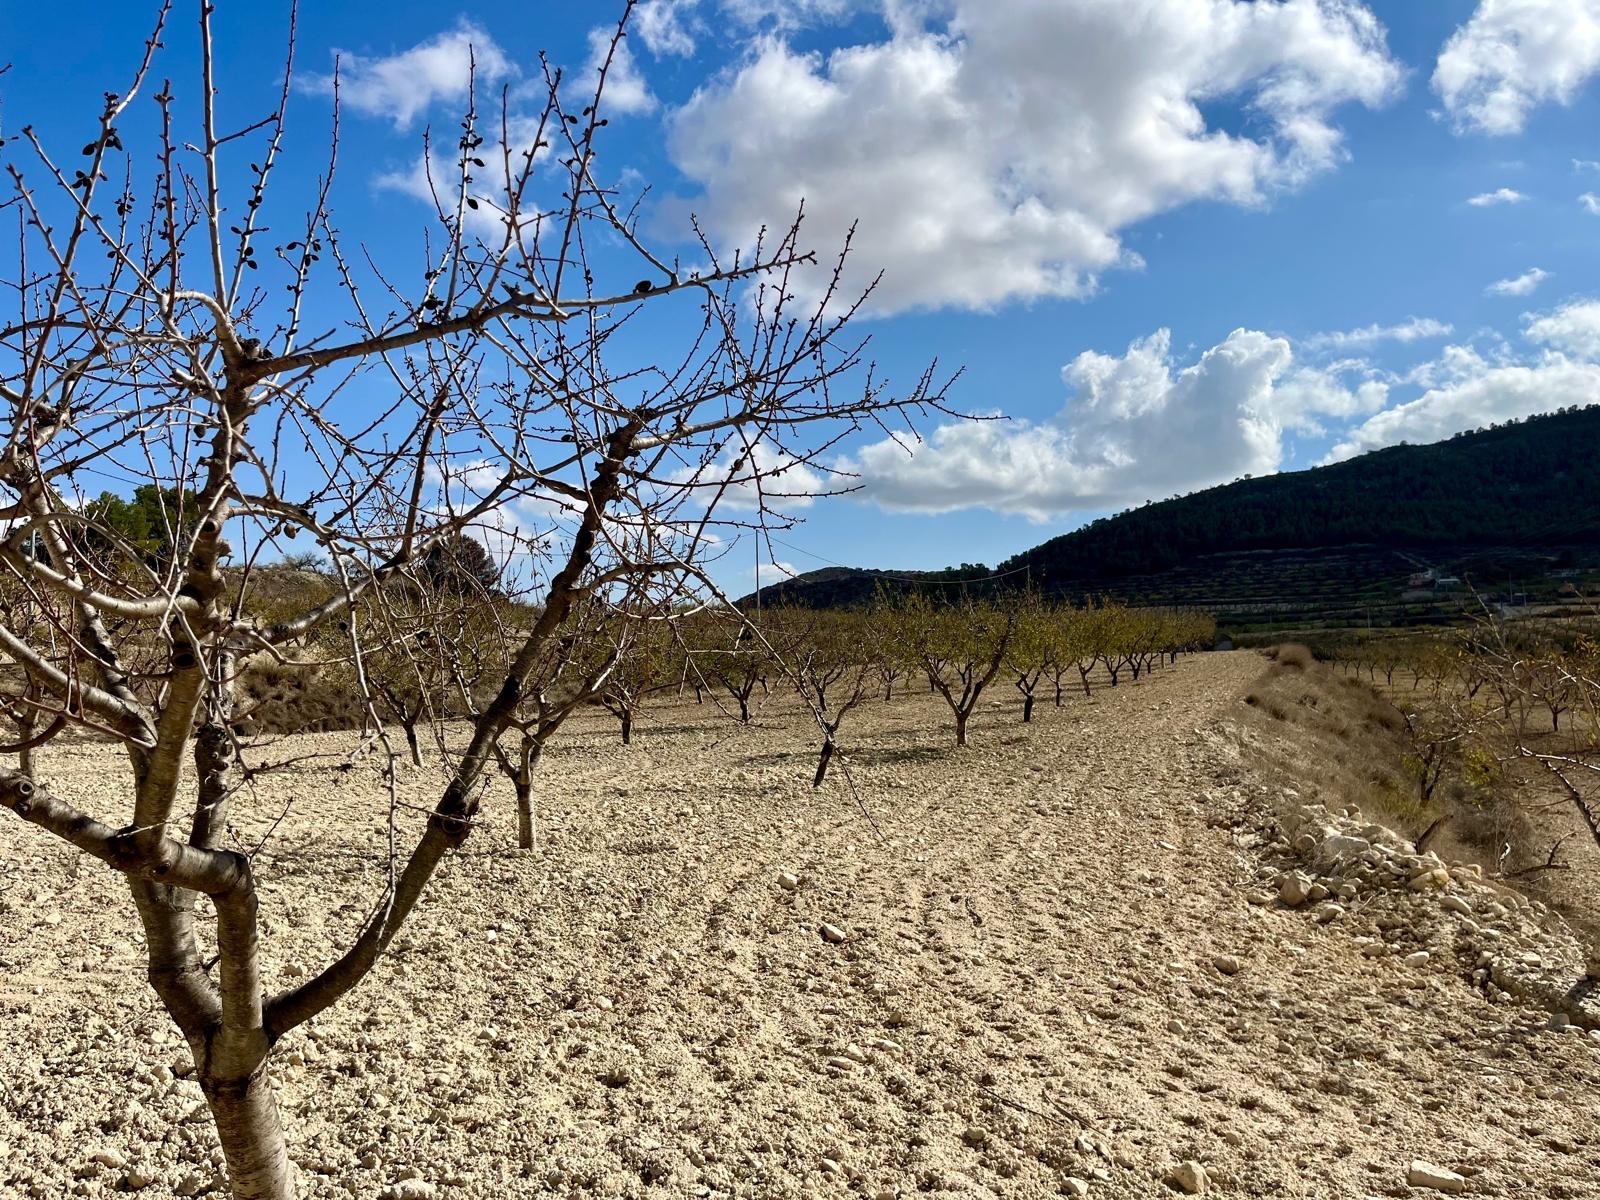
[1485,267,1550,297]
[1466,187,1526,206]
[1304,316,1453,351]
[1581,192,1600,215]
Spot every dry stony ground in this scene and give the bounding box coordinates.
[3,650,1600,1199]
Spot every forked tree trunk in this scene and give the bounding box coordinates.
[203,1067,294,1200]
[954,710,969,747]
[1022,693,1034,723]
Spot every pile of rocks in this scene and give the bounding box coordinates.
[1252,795,1600,1032]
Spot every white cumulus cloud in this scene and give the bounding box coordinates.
[1328,355,1600,459]
[312,22,515,129]
[842,328,1385,519]
[1466,187,1527,206]
[1581,192,1600,213]
[846,301,1600,520]
[1524,298,1600,359]
[1434,0,1600,135]
[669,0,1402,314]
[586,26,657,115]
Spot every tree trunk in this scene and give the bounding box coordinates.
[402,720,421,769]
[620,710,632,745]
[813,738,835,787]
[1022,694,1034,723]
[518,739,544,851]
[954,710,968,747]
[202,1067,294,1200]
[737,693,751,724]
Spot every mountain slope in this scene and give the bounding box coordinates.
[745,405,1600,626]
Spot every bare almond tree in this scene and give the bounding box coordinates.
[0,5,949,1196]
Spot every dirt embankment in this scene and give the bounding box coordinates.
[2,651,1598,1199]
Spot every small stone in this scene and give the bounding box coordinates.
[601,1065,633,1088]
[1211,954,1241,976]
[1441,896,1472,917]
[777,871,800,890]
[961,1126,989,1148]
[1279,873,1313,907]
[1312,903,1344,924]
[1166,1160,1208,1195]
[595,996,613,1011]
[1406,1160,1466,1193]
[820,923,849,944]
[173,1172,208,1197]
[1063,1178,1091,1197]
[1403,951,1430,969]
[122,1170,154,1191]
[88,1151,126,1170]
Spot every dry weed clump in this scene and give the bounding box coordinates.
[233,662,368,737]
[1263,642,1316,671]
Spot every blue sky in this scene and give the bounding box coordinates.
[4,0,1600,594]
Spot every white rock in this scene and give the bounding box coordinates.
[777,871,799,890]
[1063,1178,1091,1197]
[1403,951,1431,969]
[820,923,849,944]
[1166,1160,1208,1194]
[1316,834,1371,868]
[1211,954,1241,976]
[1406,1160,1466,1194]
[1279,873,1313,907]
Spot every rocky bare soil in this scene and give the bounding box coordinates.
[3,651,1599,1198]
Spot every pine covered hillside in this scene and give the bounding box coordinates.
[749,406,1600,628]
